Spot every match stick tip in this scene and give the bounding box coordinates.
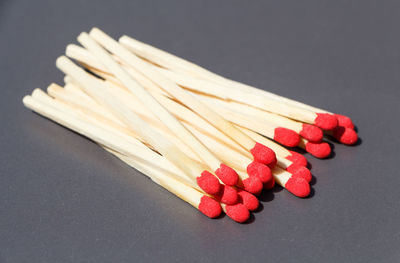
[77,32,90,43]
[89,27,101,35]
[242,176,263,195]
[247,161,272,184]
[237,190,259,211]
[198,196,222,218]
[285,177,310,198]
[286,151,308,167]
[315,113,338,130]
[286,165,312,182]
[197,171,221,195]
[215,164,239,186]
[300,124,323,142]
[250,142,277,165]
[225,203,250,223]
[334,114,355,129]
[274,127,300,147]
[305,142,331,159]
[332,126,358,145]
[55,55,69,67]
[215,185,238,205]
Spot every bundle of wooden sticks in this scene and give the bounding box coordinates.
[23,28,358,223]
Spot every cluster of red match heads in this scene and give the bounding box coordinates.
[197,113,357,223]
[274,113,357,158]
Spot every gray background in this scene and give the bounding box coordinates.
[1,0,399,262]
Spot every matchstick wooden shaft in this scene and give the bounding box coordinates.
[120,35,319,124]
[29,89,205,187]
[104,148,206,211]
[63,51,251,158]
[59,81,252,179]
[77,31,224,171]
[56,56,208,180]
[24,92,196,189]
[89,28,256,151]
[49,83,203,162]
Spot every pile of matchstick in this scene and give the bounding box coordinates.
[23,28,358,223]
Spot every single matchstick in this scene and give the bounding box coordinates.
[65,44,277,165]
[119,35,339,130]
[105,148,224,219]
[174,87,323,143]
[88,28,277,165]
[50,82,264,195]
[29,88,239,205]
[77,32,240,186]
[55,56,223,195]
[109,149,251,222]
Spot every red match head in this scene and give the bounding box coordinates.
[242,176,263,195]
[198,196,222,218]
[305,141,331,159]
[214,185,239,205]
[300,124,323,142]
[247,161,272,183]
[315,113,338,130]
[263,177,275,190]
[237,190,259,211]
[332,126,358,145]
[274,127,300,147]
[225,203,250,223]
[287,164,312,182]
[250,142,276,165]
[284,177,310,198]
[286,150,308,167]
[215,164,239,186]
[197,171,221,195]
[334,114,354,129]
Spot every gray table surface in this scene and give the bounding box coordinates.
[1,0,400,262]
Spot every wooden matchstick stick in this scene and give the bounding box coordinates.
[77,31,240,186]
[109,149,251,222]
[120,35,339,130]
[87,28,277,166]
[55,56,223,195]
[32,88,238,205]
[56,80,266,194]
[111,149,223,219]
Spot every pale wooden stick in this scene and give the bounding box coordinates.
[120,35,319,124]
[72,63,250,158]
[52,83,206,163]
[57,81,252,184]
[77,32,226,174]
[55,56,213,186]
[89,28,258,152]
[107,148,213,214]
[24,90,199,188]
[104,147,217,213]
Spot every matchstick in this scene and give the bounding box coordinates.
[28,88,240,205]
[88,28,278,165]
[65,43,277,165]
[119,35,339,130]
[184,92,324,143]
[57,80,267,195]
[103,148,224,219]
[55,56,223,195]
[77,31,240,186]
